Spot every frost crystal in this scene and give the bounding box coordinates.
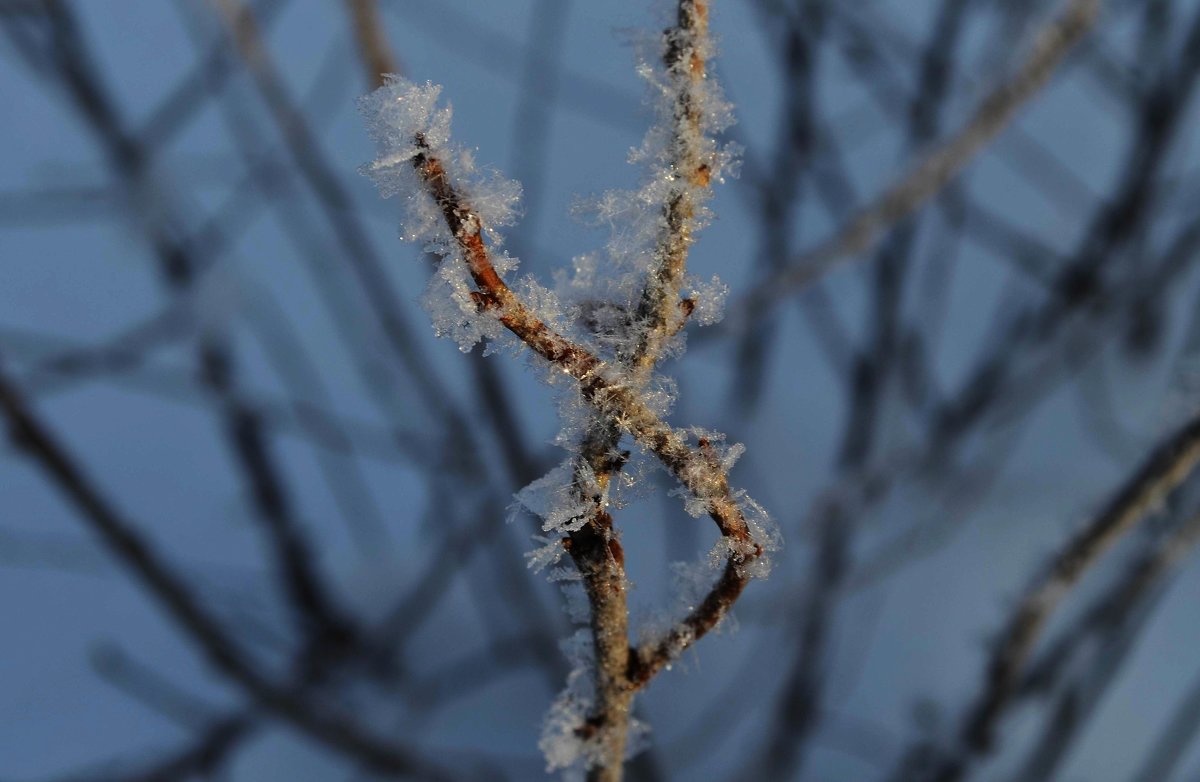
[687,274,730,326]
[525,535,567,572]
[358,76,525,353]
[735,491,782,577]
[358,78,451,181]
[539,630,596,773]
[511,460,597,557]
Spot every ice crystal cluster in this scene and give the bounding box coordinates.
[358,7,778,776]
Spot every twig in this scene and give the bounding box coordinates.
[891,409,1200,782]
[316,0,547,491]
[732,0,1100,322]
[7,0,365,650]
[1131,667,1200,782]
[136,0,291,148]
[409,142,760,557]
[343,0,400,88]
[334,0,571,684]
[748,4,971,775]
[377,5,767,776]
[43,715,255,782]
[410,140,766,727]
[0,365,453,780]
[1012,504,1200,782]
[208,0,464,435]
[560,2,717,778]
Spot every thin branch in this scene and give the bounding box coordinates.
[1132,667,1200,782]
[1012,504,1200,782]
[376,7,767,771]
[43,715,255,782]
[732,0,1100,321]
[218,0,546,521]
[563,2,718,778]
[410,141,760,558]
[7,0,362,650]
[891,409,1200,782]
[208,0,465,434]
[343,0,400,88]
[336,0,543,492]
[0,365,453,780]
[1022,501,1200,699]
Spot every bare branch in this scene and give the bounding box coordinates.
[343,0,400,88]
[0,365,454,780]
[733,0,1100,321]
[891,409,1200,782]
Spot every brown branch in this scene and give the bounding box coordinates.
[890,409,1200,782]
[563,501,636,782]
[0,365,454,780]
[399,5,764,772]
[337,0,544,492]
[342,0,400,88]
[733,0,1100,321]
[558,3,719,779]
[625,0,711,381]
[410,144,758,550]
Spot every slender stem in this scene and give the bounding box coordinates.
[411,145,758,554]
[0,366,453,780]
[890,409,1200,782]
[404,6,765,768]
[734,0,1100,321]
[564,3,717,777]
[343,0,400,88]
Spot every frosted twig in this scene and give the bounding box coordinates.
[358,6,768,774]
[563,2,721,778]
[405,138,760,556]
[731,0,1100,323]
[625,0,713,380]
[357,2,772,775]
[408,138,767,649]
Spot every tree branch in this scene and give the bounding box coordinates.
[0,364,453,780]
[891,409,1200,782]
[732,0,1100,323]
